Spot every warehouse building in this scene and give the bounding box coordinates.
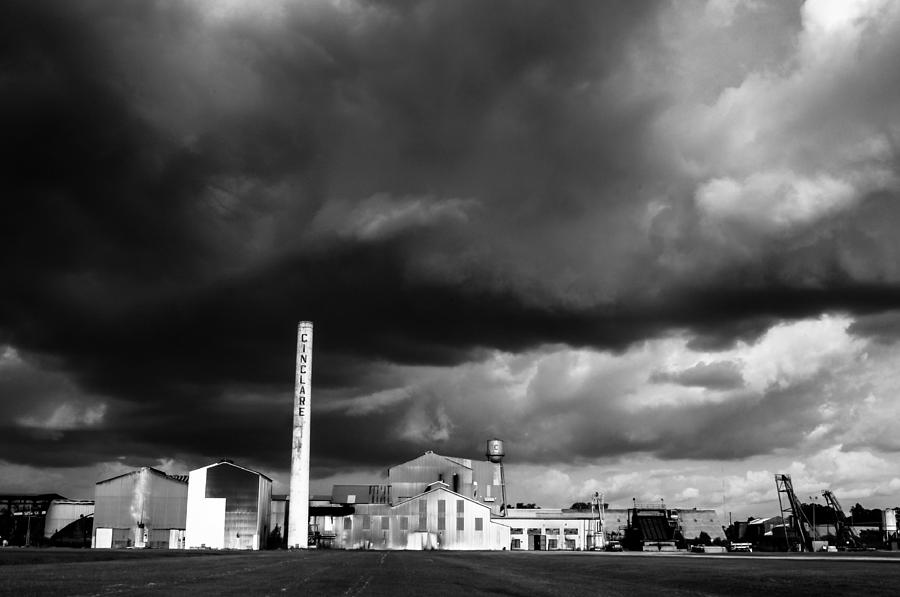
[316,446,602,551]
[44,499,94,547]
[185,460,272,550]
[389,451,506,515]
[324,481,508,550]
[93,467,188,549]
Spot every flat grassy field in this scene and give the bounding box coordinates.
[2,549,900,596]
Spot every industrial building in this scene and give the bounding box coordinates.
[185,460,273,550]
[313,446,723,551]
[389,450,507,515]
[82,448,723,552]
[44,499,94,547]
[93,467,188,549]
[325,482,508,550]
[0,493,66,546]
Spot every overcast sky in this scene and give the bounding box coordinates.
[3,0,900,519]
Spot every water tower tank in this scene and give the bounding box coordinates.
[486,439,505,463]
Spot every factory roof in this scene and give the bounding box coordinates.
[500,509,599,520]
[190,459,273,482]
[96,466,188,485]
[393,484,491,511]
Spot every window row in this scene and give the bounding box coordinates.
[510,527,580,536]
[341,514,484,532]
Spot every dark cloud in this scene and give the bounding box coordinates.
[2,0,900,489]
[848,310,900,344]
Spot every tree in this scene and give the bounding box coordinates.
[850,503,882,525]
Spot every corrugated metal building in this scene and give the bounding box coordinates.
[185,460,272,550]
[93,467,188,549]
[332,485,391,505]
[389,451,505,515]
[328,482,509,550]
[44,499,94,546]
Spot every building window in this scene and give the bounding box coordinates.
[548,539,558,550]
[362,515,370,530]
[546,528,560,535]
[475,517,483,532]
[565,539,576,550]
[456,499,465,531]
[511,528,523,535]
[381,516,390,530]
[564,528,579,535]
[438,500,446,531]
[418,501,428,532]
[343,518,352,530]
[511,538,521,549]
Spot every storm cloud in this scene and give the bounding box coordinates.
[2,0,900,515]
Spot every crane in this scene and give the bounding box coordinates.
[774,474,813,551]
[821,490,862,549]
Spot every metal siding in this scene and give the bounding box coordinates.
[390,453,502,515]
[45,501,94,539]
[94,474,136,529]
[330,488,509,550]
[257,477,272,549]
[471,461,503,514]
[332,484,390,504]
[93,468,188,549]
[205,463,259,549]
[389,453,473,502]
[146,472,188,529]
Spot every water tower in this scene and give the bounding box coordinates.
[486,439,505,463]
[485,439,508,516]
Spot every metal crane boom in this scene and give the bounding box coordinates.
[822,489,862,549]
[775,474,813,551]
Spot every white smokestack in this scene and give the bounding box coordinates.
[288,321,313,548]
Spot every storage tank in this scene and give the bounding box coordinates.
[486,439,505,463]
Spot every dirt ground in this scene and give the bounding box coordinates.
[2,548,900,596]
